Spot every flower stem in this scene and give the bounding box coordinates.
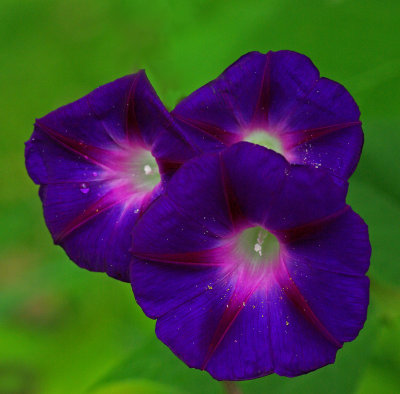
[223,381,242,394]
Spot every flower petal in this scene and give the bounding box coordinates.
[173,50,362,179]
[25,72,196,281]
[221,142,348,230]
[130,143,369,380]
[281,208,371,342]
[131,151,239,264]
[131,258,340,380]
[205,280,340,379]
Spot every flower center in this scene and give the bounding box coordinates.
[235,226,280,267]
[128,149,161,191]
[109,147,161,196]
[244,130,283,155]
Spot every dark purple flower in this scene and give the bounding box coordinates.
[25,71,197,281]
[130,142,370,381]
[173,50,363,179]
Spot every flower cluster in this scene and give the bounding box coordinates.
[25,51,370,381]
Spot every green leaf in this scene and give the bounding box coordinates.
[347,178,400,286]
[355,313,400,393]
[94,312,381,394]
[2,1,400,393]
[91,338,223,394]
[355,121,400,206]
[90,379,184,394]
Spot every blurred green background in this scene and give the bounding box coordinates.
[1,0,399,393]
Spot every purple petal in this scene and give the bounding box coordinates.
[130,143,370,380]
[205,279,339,379]
[221,142,348,230]
[131,257,341,380]
[25,72,196,281]
[281,208,371,342]
[173,50,363,179]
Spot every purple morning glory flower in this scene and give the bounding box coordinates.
[25,71,197,281]
[130,142,371,381]
[173,50,363,179]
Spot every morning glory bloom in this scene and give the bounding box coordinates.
[25,71,197,281]
[26,51,369,381]
[130,143,371,381]
[25,51,363,284]
[173,50,363,179]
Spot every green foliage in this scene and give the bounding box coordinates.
[91,379,185,394]
[0,0,399,393]
[91,339,222,394]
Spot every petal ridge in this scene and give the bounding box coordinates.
[174,113,234,145]
[125,72,141,142]
[35,119,113,170]
[219,152,247,228]
[53,186,136,243]
[275,258,343,348]
[251,51,272,125]
[201,275,264,370]
[285,121,362,149]
[274,205,351,243]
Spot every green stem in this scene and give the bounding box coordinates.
[223,381,243,394]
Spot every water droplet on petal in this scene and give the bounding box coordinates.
[92,171,98,177]
[79,183,90,194]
